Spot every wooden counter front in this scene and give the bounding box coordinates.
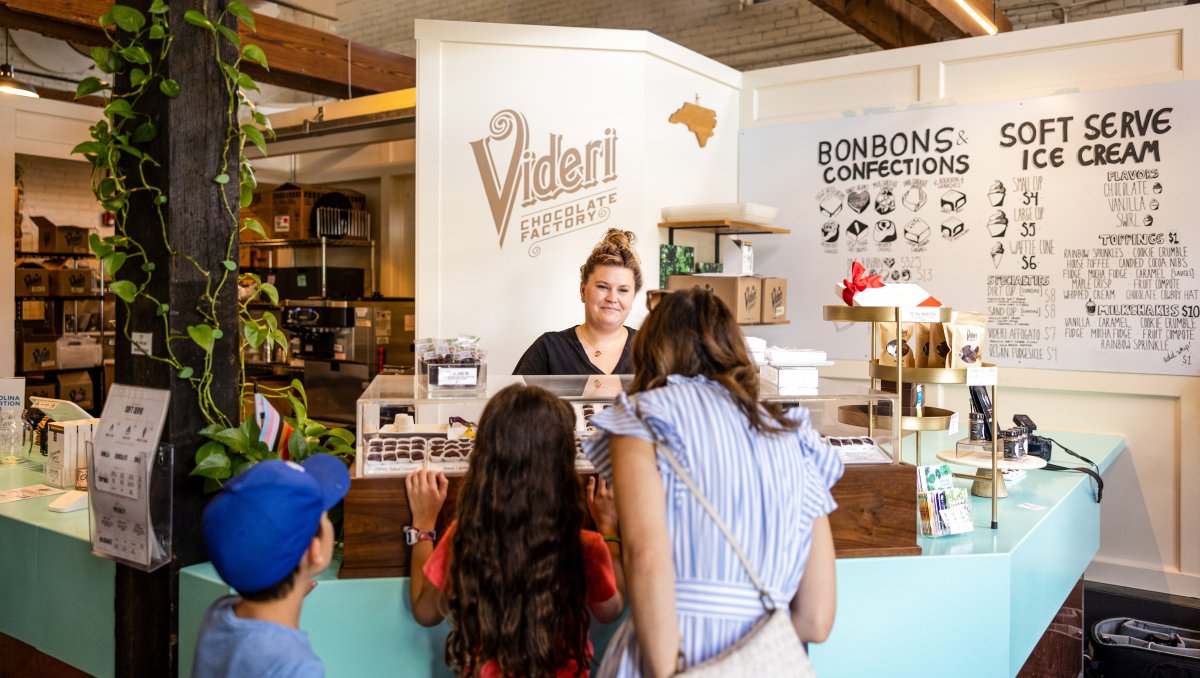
[341,461,919,578]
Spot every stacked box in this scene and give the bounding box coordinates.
[666,274,760,324]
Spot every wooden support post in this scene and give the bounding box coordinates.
[110,1,239,675]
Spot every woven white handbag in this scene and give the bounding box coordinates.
[637,403,818,677]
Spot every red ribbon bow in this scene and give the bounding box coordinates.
[842,261,884,305]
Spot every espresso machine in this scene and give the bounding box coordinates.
[283,299,414,423]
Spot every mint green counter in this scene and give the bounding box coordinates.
[179,431,1123,678]
[0,466,115,678]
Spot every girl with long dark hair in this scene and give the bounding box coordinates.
[406,384,626,677]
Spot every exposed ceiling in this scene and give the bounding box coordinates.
[810,0,1012,49]
[0,0,415,98]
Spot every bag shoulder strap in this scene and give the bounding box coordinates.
[632,397,774,609]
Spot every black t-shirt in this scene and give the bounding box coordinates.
[513,326,636,375]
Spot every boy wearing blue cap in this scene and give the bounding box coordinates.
[193,455,351,678]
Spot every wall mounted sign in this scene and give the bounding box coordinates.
[741,80,1199,376]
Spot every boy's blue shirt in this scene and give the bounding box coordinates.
[193,595,324,678]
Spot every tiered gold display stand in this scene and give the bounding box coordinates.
[823,304,1005,529]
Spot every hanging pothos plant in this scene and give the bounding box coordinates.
[72,0,355,490]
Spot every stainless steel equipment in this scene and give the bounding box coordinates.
[283,298,415,422]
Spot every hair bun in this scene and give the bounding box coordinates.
[602,228,637,251]
[581,228,644,291]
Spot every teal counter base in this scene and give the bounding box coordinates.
[0,467,115,678]
[178,431,1122,678]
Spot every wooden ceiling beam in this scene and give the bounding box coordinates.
[809,0,958,50]
[920,0,1013,36]
[811,0,1011,49]
[0,0,415,97]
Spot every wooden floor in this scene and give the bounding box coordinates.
[0,634,92,678]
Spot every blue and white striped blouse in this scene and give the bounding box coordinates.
[584,374,843,676]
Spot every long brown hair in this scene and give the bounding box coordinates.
[580,228,643,292]
[446,385,590,677]
[629,286,798,434]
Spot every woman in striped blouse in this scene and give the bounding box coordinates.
[585,286,842,677]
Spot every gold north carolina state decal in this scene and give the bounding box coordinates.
[669,101,717,148]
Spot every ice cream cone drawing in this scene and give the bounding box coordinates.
[990,242,1004,269]
[987,210,1008,237]
[988,180,1006,207]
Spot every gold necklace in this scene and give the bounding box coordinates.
[579,326,624,358]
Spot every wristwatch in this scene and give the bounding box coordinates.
[404,526,437,546]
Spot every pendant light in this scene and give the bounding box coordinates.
[0,30,39,99]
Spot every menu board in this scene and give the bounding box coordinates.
[739,81,1199,376]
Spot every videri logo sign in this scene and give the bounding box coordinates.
[470,109,619,256]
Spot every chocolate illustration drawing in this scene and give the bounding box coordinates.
[820,196,843,217]
[902,187,926,211]
[991,242,1004,269]
[1153,182,1163,194]
[940,189,966,213]
[847,220,869,243]
[875,189,896,215]
[903,218,930,246]
[847,188,870,214]
[941,217,964,240]
[874,219,897,243]
[821,221,839,243]
[1144,215,1154,227]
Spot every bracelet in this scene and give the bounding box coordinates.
[603,535,621,545]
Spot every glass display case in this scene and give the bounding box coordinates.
[355,374,901,478]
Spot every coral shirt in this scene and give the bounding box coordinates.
[423,522,619,678]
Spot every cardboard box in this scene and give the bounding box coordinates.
[271,183,327,240]
[15,268,51,296]
[239,183,278,242]
[53,269,99,296]
[270,184,368,241]
[760,277,788,324]
[45,419,99,489]
[26,381,56,402]
[666,274,761,324]
[20,339,58,372]
[32,216,90,254]
[57,371,94,411]
[57,335,102,370]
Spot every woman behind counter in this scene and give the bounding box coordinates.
[514,229,644,375]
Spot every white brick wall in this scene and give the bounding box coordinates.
[331,0,1187,71]
[16,154,101,247]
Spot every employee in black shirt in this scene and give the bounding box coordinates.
[514,229,643,375]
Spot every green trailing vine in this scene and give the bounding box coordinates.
[73,1,355,490]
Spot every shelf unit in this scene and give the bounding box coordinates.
[659,219,792,326]
[658,219,790,265]
[242,236,377,298]
[823,304,1005,529]
[14,250,111,414]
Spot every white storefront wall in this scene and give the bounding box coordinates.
[414,21,740,374]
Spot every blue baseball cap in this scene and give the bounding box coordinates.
[203,455,351,594]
